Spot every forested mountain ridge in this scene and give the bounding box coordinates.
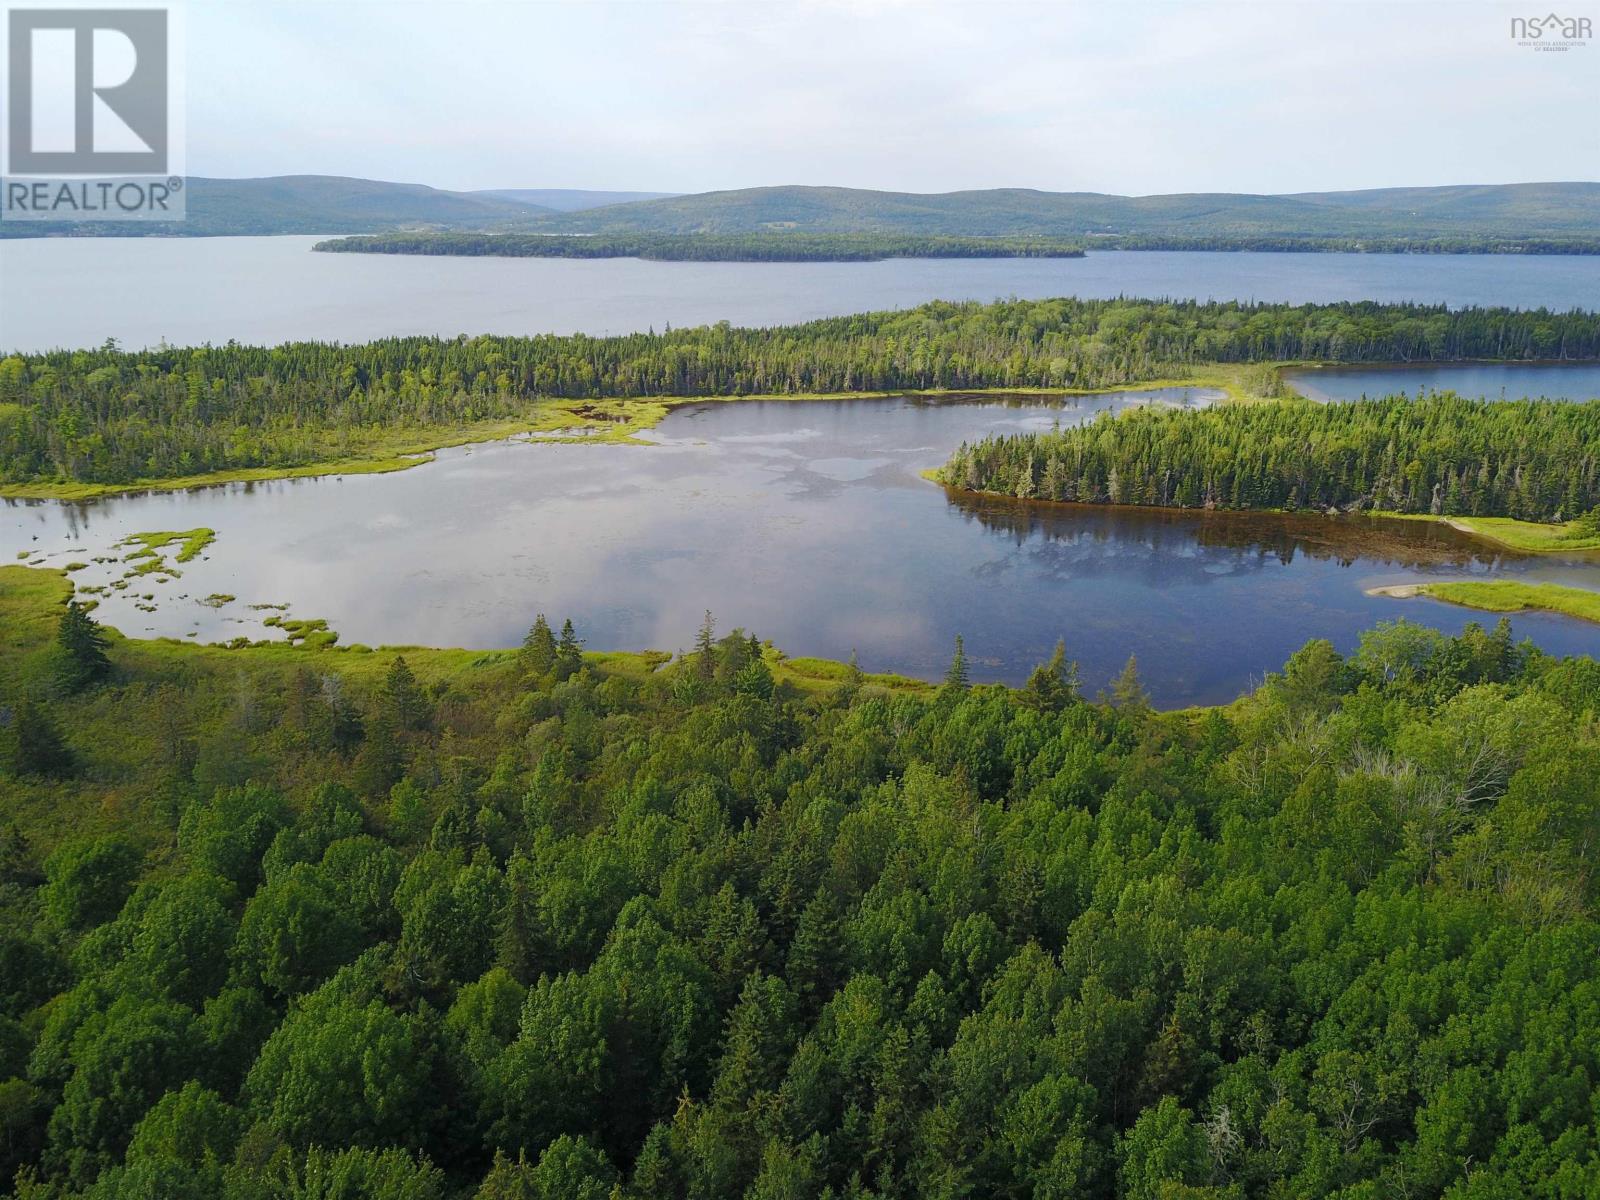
[539,181,1600,239]
[5,177,1595,241]
[0,176,555,239]
[471,189,679,212]
[3,563,1600,1197]
[5,297,1598,490]
[937,394,1600,523]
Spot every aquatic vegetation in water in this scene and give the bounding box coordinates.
[263,613,340,648]
[117,528,216,562]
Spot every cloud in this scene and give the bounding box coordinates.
[184,0,1600,192]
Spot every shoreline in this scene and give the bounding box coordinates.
[9,353,1595,504]
[925,476,1600,557]
[0,564,936,699]
[0,374,1250,502]
[1367,579,1600,627]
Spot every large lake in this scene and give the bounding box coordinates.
[3,236,1599,352]
[8,389,1600,707]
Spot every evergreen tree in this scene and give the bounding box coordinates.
[4,698,73,778]
[1022,640,1078,712]
[695,611,718,681]
[54,600,111,693]
[381,657,430,732]
[521,615,557,678]
[733,658,775,701]
[352,715,404,799]
[845,650,864,690]
[556,620,584,680]
[1109,654,1150,712]
[943,635,970,691]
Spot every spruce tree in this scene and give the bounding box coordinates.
[943,635,970,691]
[5,698,73,778]
[381,657,430,732]
[521,615,557,678]
[556,619,584,680]
[1109,654,1150,712]
[695,611,717,681]
[845,650,864,689]
[1022,639,1077,712]
[54,600,111,693]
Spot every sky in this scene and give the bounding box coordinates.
[182,0,1600,195]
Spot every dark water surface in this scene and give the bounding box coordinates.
[8,388,1600,707]
[3,236,1598,352]
[1285,361,1600,402]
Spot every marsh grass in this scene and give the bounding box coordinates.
[1383,579,1600,626]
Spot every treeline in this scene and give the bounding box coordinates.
[315,231,1600,259]
[313,232,1089,262]
[940,393,1600,521]
[5,298,1600,487]
[1099,234,1600,254]
[5,573,1600,1197]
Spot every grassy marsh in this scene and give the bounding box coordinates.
[1369,579,1600,626]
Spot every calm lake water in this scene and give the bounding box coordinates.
[8,389,1600,707]
[3,236,1599,352]
[1285,362,1600,402]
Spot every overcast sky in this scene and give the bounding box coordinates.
[186,0,1600,195]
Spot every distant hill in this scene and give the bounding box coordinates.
[0,175,556,237]
[537,182,1600,239]
[474,188,678,212]
[4,177,1594,243]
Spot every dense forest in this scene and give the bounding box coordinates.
[312,233,1089,262]
[939,394,1600,523]
[5,298,1599,488]
[314,233,1600,259]
[2,567,1599,1198]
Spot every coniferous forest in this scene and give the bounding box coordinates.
[312,233,1091,262]
[938,394,1600,522]
[4,298,1599,488]
[3,569,1600,1199]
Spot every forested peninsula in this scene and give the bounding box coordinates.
[935,394,1600,525]
[315,232,1600,258]
[1095,234,1600,255]
[6,559,1600,1198]
[312,233,1090,262]
[5,297,1599,494]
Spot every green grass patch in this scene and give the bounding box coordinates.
[263,615,339,647]
[778,655,933,696]
[1372,512,1600,553]
[117,528,216,562]
[1372,579,1600,626]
